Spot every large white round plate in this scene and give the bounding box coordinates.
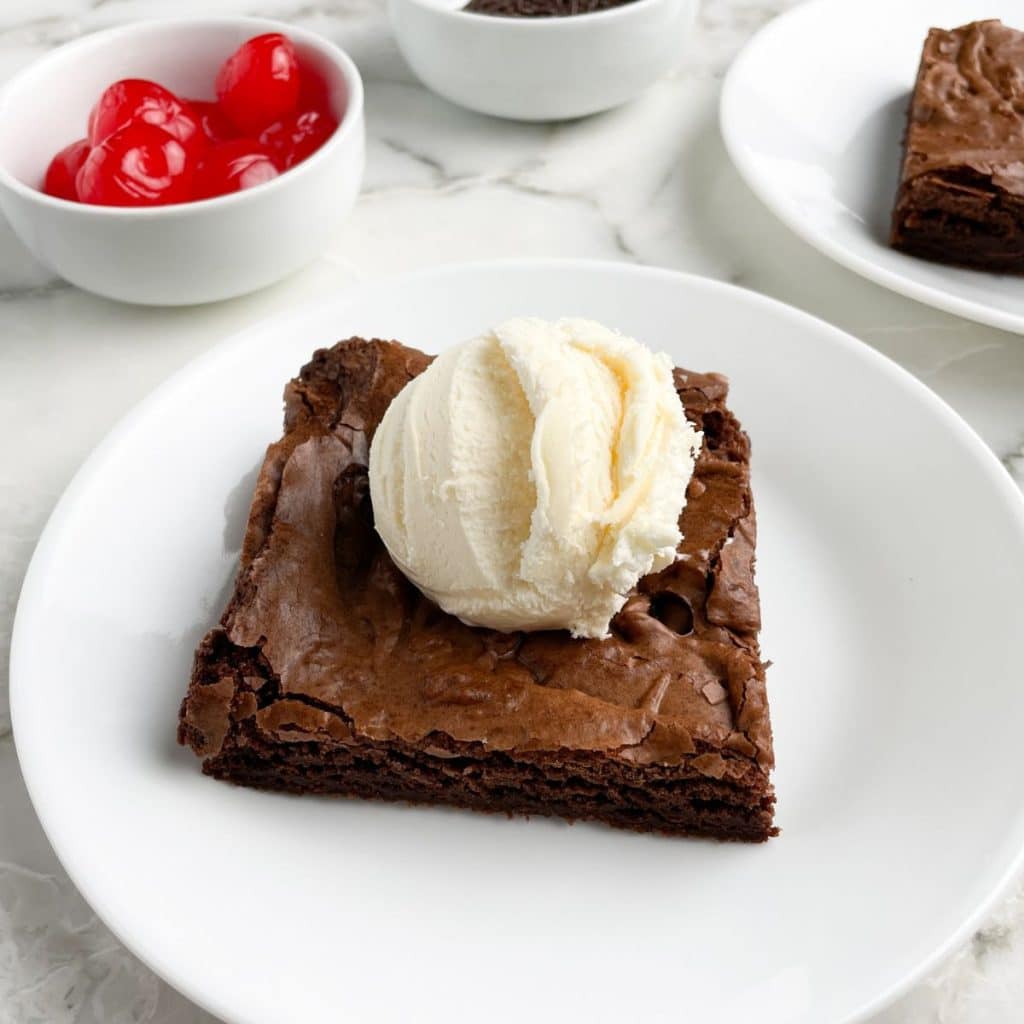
[721,0,1024,334]
[12,261,1024,1024]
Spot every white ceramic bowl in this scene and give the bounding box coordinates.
[0,18,365,306]
[388,0,697,122]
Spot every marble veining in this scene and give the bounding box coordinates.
[1,0,1023,1021]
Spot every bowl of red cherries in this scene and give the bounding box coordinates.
[0,18,364,305]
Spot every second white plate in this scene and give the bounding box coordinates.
[12,261,1024,1024]
[721,0,1024,334]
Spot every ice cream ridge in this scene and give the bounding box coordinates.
[368,317,701,639]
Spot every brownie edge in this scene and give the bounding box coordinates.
[179,337,775,841]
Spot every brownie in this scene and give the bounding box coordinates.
[891,20,1024,272]
[463,0,638,18]
[178,338,776,841]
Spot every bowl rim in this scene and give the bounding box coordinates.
[395,0,674,28]
[0,15,364,218]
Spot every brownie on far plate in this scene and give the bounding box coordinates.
[891,19,1024,272]
[178,337,776,842]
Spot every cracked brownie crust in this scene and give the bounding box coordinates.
[178,338,776,841]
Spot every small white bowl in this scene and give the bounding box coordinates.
[388,0,697,122]
[0,17,364,306]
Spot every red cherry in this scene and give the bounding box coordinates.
[43,138,90,201]
[193,139,279,199]
[297,65,332,113]
[215,33,300,136]
[88,79,207,161]
[186,99,236,145]
[76,122,193,206]
[258,108,338,170]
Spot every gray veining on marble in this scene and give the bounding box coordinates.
[1,0,1023,1021]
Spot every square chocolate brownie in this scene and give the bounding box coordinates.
[891,20,1024,272]
[178,338,776,841]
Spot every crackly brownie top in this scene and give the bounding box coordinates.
[902,20,1024,194]
[196,339,771,779]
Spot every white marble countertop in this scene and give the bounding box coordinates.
[1,0,1023,1020]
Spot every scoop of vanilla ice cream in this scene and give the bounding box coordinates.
[368,317,701,639]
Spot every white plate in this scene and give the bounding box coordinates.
[12,261,1024,1024]
[721,0,1024,334]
